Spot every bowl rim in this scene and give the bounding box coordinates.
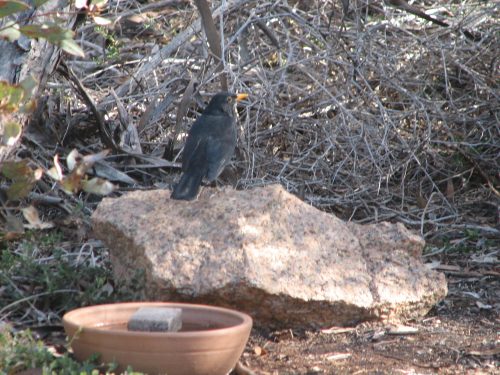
[62,301,253,338]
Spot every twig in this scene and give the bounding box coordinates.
[194,0,228,91]
[57,61,118,151]
[233,361,257,375]
[0,290,81,317]
[98,0,253,110]
[452,145,500,198]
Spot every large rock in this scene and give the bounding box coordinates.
[92,185,447,328]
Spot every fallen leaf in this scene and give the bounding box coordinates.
[325,352,351,361]
[371,330,386,341]
[2,215,24,239]
[425,260,441,270]
[320,326,355,334]
[462,291,480,299]
[33,168,43,180]
[93,16,112,26]
[98,282,114,297]
[66,149,80,171]
[387,325,419,335]
[60,172,83,194]
[471,252,498,264]
[475,301,493,309]
[22,206,54,229]
[82,149,110,165]
[434,264,461,271]
[46,154,63,181]
[82,177,116,195]
[468,347,500,356]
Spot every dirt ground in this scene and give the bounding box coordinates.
[242,311,498,374]
[34,244,498,374]
[235,249,499,374]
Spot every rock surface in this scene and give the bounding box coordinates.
[92,185,447,328]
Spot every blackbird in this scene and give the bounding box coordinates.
[171,92,248,200]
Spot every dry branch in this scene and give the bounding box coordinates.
[31,0,499,240]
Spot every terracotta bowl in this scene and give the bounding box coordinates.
[62,302,252,375]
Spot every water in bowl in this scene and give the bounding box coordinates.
[94,321,225,332]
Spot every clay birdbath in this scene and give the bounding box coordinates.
[63,302,252,375]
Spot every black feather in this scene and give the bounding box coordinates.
[171,170,204,200]
[171,92,238,201]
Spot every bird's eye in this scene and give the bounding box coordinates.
[227,96,233,103]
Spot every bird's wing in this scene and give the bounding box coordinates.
[205,137,230,181]
[205,134,236,181]
[181,136,203,172]
[182,112,235,180]
[181,114,209,172]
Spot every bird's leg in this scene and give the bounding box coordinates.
[204,179,223,192]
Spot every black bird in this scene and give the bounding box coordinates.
[171,92,248,201]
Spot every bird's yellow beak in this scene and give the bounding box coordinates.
[235,93,248,101]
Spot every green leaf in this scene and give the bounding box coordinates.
[18,24,46,39]
[0,0,29,18]
[19,24,85,57]
[1,159,30,179]
[45,25,74,44]
[19,24,72,43]
[19,75,37,96]
[0,80,25,112]
[33,0,50,6]
[2,121,22,146]
[60,38,85,57]
[0,78,35,114]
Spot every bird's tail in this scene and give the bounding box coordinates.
[171,171,204,200]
